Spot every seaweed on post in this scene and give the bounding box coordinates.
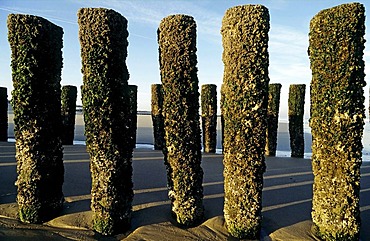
[221,4,270,239]
[201,84,217,153]
[265,83,281,156]
[288,84,305,158]
[151,84,165,150]
[78,8,133,235]
[61,85,77,145]
[158,14,204,227]
[8,14,64,223]
[309,3,365,240]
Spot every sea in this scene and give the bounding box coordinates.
[6,111,370,162]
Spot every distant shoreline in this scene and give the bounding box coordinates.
[6,109,370,161]
[6,112,306,150]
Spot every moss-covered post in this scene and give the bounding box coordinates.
[265,83,281,156]
[158,14,204,227]
[61,85,77,145]
[221,5,270,239]
[0,87,7,142]
[128,85,137,149]
[309,3,365,240]
[78,8,133,235]
[151,84,164,150]
[201,84,217,153]
[7,14,64,223]
[288,84,305,158]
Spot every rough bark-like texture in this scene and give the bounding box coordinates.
[265,83,281,156]
[151,84,164,150]
[201,84,217,153]
[309,3,365,240]
[158,14,204,227]
[128,85,137,149]
[221,5,270,239]
[288,84,305,158]
[7,14,64,223]
[61,85,77,145]
[0,87,7,142]
[78,8,133,235]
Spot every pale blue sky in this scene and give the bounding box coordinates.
[0,0,369,119]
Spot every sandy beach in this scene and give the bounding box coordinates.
[1,114,370,240]
[1,141,370,240]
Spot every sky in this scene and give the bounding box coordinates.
[0,0,369,120]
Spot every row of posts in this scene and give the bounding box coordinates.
[1,81,306,158]
[2,2,366,240]
[0,84,137,146]
[152,83,306,158]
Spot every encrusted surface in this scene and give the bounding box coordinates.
[265,83,281,156]
[221,4,270,239]
[158,14,204,227]
[201,84,217,153]
[309,3,365,240]
[151,84,165,150]
[78,8,133,235]
[288,84,305,158]
[61,85,77,145]
[8,14,64,223]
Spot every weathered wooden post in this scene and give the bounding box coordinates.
[78,8,133,235]
[61,85,77,145]
[288,84,305,158]
[201,84,217,153]
[158,14,204,227]
[151,84,164,150]
[309,3,365,240]
[8,14,64,223]
[265,83,281,156]
[221,5,270,239]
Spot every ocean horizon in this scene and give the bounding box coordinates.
[6,112,370,162]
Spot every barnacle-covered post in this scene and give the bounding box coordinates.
[151,84,165,150]
[128,85,137,149]
[78,8,133,235]
[61,85,77,145]
[288,84,305,158]
[265,83,281,156]
[7,14,64,223]
[0,87,7,142]
[221,5,270,239]
[158,14,204,227]
[201,84,217,153]
[309,3,365,240]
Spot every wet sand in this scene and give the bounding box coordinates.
[1,142,370,240]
